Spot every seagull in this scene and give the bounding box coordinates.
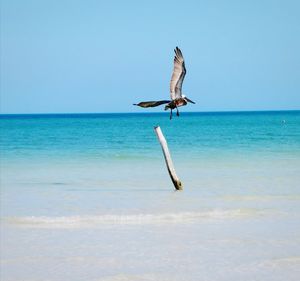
[133,47,195,119]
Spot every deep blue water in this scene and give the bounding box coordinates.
[1,111,299,162]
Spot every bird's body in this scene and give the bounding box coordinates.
[133,47,195,119]
[164,98,187,111]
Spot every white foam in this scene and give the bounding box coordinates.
[5,209,267,228]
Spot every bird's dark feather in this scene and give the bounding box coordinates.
[133,100,171,108]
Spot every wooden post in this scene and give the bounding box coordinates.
[154,126,183,190]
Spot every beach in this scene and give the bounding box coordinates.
[1,111,300,280]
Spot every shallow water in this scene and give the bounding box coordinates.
[1,111,300,280]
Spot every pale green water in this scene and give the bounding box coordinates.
[1,111,300,281]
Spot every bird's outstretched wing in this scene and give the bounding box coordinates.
[133,100,170,108]
[170,47,186,100]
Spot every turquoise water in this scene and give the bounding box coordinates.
[1,111,300,281]
[1,111,300,161]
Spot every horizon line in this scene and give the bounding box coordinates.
[0,109,299,116]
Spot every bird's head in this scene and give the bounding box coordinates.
[164,104,170,111]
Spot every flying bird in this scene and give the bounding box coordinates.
[133,47,195,119]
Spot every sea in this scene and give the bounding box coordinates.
[1,111,300,281]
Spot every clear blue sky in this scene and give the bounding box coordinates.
[1,0,299,113]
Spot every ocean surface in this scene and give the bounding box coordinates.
[1,111,300,281]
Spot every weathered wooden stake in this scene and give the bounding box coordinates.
[154,126,183,190]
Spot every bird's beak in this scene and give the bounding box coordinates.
[185,97,195,104]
